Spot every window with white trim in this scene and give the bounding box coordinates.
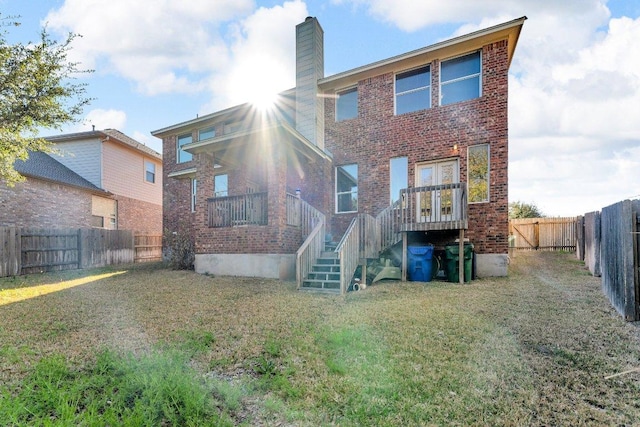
[199,126,215,141]
[145,160,156,183]
[214,174,228,198]
[390,157,408,204]
[177,133,193,163]
[395,65,431,115]
[336,87,358,121]
[191,178,197,212]
[336,164,358,213]
[468,144,489,203]
[440,51,481,106]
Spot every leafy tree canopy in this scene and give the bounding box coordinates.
[0,15,91,185]
[509,200,545,219]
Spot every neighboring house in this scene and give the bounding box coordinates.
[46,129,163,234]
[0,151,115,228]
[153,16,526,291]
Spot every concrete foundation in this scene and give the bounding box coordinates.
[195,253,296,281]
[475,253,509,277]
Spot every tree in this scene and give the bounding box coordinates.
[0,15,91,185]
[509,201,544,219]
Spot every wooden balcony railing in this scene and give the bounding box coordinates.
[207,192,268,227]
[399,183,468,231]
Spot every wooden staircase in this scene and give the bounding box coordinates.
[300,250,341,293]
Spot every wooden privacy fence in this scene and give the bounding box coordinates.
[0,228,162,278]
[509,217,577,251]
[599,200,639,321]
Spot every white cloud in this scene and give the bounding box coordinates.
[45,0,254,95]
[72,109,127,132]
[203,0,309,111]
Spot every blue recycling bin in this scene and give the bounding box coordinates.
[407,245,434,282]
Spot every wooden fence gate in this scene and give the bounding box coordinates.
[509,217,577,251]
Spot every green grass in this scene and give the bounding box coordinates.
[0,349,234,426]
[1,252,640,425]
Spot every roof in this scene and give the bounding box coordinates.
[319,16,527,90]
[14,151,110,195]
[45,129,162,160]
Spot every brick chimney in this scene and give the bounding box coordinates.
[295,16,324,149]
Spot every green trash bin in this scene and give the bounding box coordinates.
[445,242,474,283]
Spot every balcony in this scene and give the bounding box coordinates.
[399,183,468,231]
[207,192,268,227]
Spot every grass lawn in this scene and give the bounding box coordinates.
[1,251,639,425]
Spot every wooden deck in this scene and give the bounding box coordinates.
[399,183,468,232]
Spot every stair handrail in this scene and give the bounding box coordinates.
[296,215,325,289]
[376,199,402,253]
[336,217,360,294]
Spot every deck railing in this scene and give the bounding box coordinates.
[375,199,402,252]
[336,217,360,294]
[399,183,468,231]
[286,193,324,238]
[207,192,268,227]
[296,204,326,289]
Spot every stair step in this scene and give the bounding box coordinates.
[311,264,341,273]
[308,272,340,281]
[321,250,338,258]
[301,278,341,290]
[316,258,340,265]
[299,287,341,294]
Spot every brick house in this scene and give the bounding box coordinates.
[153,16,526,291]
[46,129,163,234]
[0,151,115,228]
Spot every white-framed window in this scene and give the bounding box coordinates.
[214,174,228,197]
[177,133,193,163]
[223,121,243,135]
[395,65,431,115]
[336,87,358,121]
[199,126,215,141]
[440,51,481,106]
[191,178,197,212]
[390,157,408,204]
[468,144,490,203]
[145,160,156,183]
[336,164,358,213]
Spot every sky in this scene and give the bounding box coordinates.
[1,0,639,217]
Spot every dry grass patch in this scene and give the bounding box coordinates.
[1,253,640,425]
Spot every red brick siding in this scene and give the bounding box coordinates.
[0,178,96,228]
[163,127,331,255]
[115,195,162,234]
[324,41,510,254]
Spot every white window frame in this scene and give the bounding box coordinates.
[467,144,490,204]
[191,178,197,212]
[395,65,431,115]
[145,160,156,183]
[199,126,216,141]
[177,133,193,163]
[439,50,482,106]
[214,174,228,198]
[335,86,358,121]
[335,164,358,214]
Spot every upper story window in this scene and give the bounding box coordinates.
[199,126,215,141]
[214,174,228,198]
[336,164,358,213]
[145,160,156,183]
[177,133,193,163]
[224,121,243,135]
[336,87,358,121]
[440,51,481,106]
[395,65,431,115]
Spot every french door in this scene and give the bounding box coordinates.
[415,160,459,222]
